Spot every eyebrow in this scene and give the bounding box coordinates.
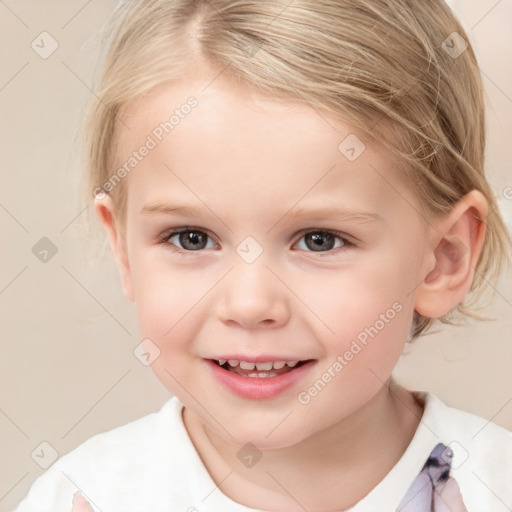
[284,205,382,224]
[141,203,207,217]
[140,202,382,224]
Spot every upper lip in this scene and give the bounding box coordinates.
[207,355,314,362]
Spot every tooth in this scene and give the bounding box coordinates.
[218,359,226,365]
[228,360,240,367]
[255,362,273,371]
[239,361,256,370]
[272,361,286,369]
[286,361,298,367]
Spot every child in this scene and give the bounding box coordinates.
[13,0,511,511]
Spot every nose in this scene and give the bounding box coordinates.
[216,257,291,330]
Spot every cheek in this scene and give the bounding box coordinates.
[300,255,414,338]
[129,252,206,345]
[130,260,207,395]
[297,249,417,379]
[297,283,412,427]
[326,298,410,384]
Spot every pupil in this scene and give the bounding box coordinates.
[180,231,206,250]
[306,232,334,251]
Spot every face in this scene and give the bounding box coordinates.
[108,74,435,449]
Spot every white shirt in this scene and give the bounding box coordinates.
[12,392,512,512]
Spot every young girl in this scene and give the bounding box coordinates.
[13,0,511,511]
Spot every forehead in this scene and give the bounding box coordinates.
[116,75,414,226]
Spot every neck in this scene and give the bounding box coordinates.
[183,379,423,511]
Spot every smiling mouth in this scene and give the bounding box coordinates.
[211,359,312,378]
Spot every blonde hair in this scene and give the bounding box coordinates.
[83,0,510,338]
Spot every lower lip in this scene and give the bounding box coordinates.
[205,359,316,400]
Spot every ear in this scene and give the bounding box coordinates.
[414,190,488,318]
[93,195,135,302]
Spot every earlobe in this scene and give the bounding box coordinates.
[93,195,135,302]
[414,190,488,319]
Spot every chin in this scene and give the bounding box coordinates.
[215,418,314,450]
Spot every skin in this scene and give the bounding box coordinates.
[71,492,93,512]
[83,70,487,511]
[399,452,468,512]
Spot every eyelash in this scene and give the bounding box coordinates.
[157,226,355,257]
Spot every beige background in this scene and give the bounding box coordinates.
[1,1,511,511]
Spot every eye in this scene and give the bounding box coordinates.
[160,227,216,252]
[294,230,352,253]
[158,227,353,255]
